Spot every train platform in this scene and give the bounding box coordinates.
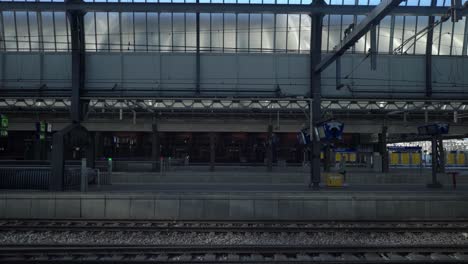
[1,183,468,221]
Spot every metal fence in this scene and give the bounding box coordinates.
[0,160,114,190]
[0,167,50,190]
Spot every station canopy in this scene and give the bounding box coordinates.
[0,0,466,55]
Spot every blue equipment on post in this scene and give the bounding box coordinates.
[317,120,344,141]
[298,120,344,144]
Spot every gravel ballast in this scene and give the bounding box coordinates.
[1,231,467,245]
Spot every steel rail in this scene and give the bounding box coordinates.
[1,220,467,233]
[0,244,467,263]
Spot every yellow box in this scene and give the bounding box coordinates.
[325,173,344,187]
[411,153,421,165]
[390,152,399,165]
[349,153,357,162]
[401,152,409,165]
[335,153,342,162]
[458,153,466,165]
[447,153,456,165]
[320,152,324,159]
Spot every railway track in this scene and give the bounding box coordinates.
[1,245,468,263]
[1,219,468,233]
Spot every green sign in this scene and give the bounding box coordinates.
[0,115,7,129]
[40,121,46,132]
[0,115,7,137]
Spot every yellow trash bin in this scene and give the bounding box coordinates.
[325,173,344,187]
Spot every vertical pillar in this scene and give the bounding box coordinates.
[379,126,389,173]
[86,132,95,169]
[50,132,64,191]
[425,0,436,97]
[94,132,103,159]
[323,145,332,172]
[428,136,443,188]
[309,0,325,188]
[152,121,160,172]
[209,132,215,171]
[437,136,445,173]
[266,124,273,172]
[66,0,85,123]
[195,0,201,94]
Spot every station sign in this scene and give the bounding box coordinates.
[0,115,8,137]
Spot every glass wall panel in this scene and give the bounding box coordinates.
[15,12,29,51]
[452,18,465,56]
[275,14,287,52]
[378,16,391,53]
[299,14,310,53]
[29,12,39,51]
[108,12,120,51]
[249,14,261,52]
[327,15,341,52]
[403,15,416,54]
[393,16,404,54]
[438,19,451,55]
[41,12,56,51]
[262,14,274,52]
[0,7,465,56]
[224,13,236,53]
[84,13,96,51]
[95,12,108,51]
[237,14,249,52]
[121,12,135,51]
[414,16,427,54]
[200,14,210,52]
[134,12,147,51]
[172,13,185,51]
[354,15,366,53]
[186,13,196,52]
[159,12,172,52]
[287,14,299,52]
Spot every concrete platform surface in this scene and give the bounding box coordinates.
[88,183,468,193]
[1,185,468,220]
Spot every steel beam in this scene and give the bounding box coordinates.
[0,2,461,16]
[209,132,215,172]
[67,0,85,123]
[425,0,436,97]
[309,0,324,188]
[151,119,161,172]
[267,124,273,172]
[195,0,201,94]
[315,0,404,73]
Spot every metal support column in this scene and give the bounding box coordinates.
[370,24,377,70]
[428,135,443,188]
[425,0,436,97]
[195,0,201,95]
[152,121,160,172]
[86,131,95,169]
[50,132,65,191]
[323,145,331,172]
[67,0,85,123]
[209,132,215,172]
[309,0,325,188]
[94,132,103,159]
[267,124,273,172]
[379,125,389,173]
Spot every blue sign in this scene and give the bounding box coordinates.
[387,146,422,152]
[317,120,344,141]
